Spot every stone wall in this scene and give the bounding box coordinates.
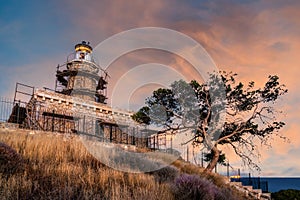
[26,89,151,147]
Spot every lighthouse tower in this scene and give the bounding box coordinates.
[55,41,108,103]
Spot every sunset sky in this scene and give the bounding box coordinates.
[1,0,300,176]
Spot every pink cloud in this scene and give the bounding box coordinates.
[62,0,300,175]
[3,0,299,176]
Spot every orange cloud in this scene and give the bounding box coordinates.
[63,0,300,175]
[3,0,299,176]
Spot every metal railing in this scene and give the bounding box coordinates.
[0,97,170,150]
[0,97,14,122]
[231,176,269,193]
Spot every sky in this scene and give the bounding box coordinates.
[0,0,300,176]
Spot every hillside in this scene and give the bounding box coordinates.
[0,128,252,200]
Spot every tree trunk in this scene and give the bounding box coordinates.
[204,146,221,173]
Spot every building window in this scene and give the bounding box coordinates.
[79,52,85,59]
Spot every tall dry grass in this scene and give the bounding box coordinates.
[0,129,174,200]
[0,129,252,200]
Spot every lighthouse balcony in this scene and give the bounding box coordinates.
[56,69,100,80]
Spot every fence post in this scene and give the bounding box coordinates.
[156,134,159,149]
[187,145,189,162]
[248,173,252,185]
[109,125,112,142]
[16,100,21,124]
[52,110,55,132]
[227,161,229,178]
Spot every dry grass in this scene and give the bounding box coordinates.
[0,129,173,200]
[0,128,250,200]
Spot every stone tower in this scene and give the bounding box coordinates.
[55,41,108,103]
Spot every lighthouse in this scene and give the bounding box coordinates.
[9,41,155,149]
[55,41,108,103]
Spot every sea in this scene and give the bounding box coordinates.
[238,177,300,193]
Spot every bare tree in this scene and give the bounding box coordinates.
[132,71,288,172]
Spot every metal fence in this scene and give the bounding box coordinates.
[231,176,269,193]
[0,97,14,122]
[0,97,170,150]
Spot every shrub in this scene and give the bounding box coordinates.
[201,172,227,187]
[172,173,241,200]
[271,189,300,200]
[0,142,24,176]
[148,165,179,183]
[172,174,219,200]
[215,187,241,200]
